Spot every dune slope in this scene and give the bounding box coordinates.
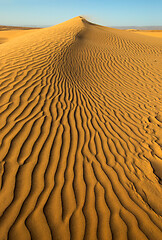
[0,16,162,240]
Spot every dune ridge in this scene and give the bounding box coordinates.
[0,16,162,240]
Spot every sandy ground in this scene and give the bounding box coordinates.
[0,17,162,240]
[0,30,37,44]
[127,29,162,38]
[0,26,40,44]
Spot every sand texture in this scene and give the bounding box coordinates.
[128,30,162,38]
[0,26,39,44]
[0,17,162,240]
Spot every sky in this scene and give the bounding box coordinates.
[0,0,162,27]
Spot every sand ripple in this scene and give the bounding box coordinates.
[0,17,162,240]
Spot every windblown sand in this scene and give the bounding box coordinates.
[0,26,39,44]
[0,17,162,240]
[128,30,162,38]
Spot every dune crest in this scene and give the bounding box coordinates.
[0,17,162,240]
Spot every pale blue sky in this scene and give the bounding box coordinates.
[0,0,162,27]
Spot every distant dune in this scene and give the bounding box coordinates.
[114,26,162,30]
[0,25,40,44]
[0,16,162,240]
[125,29,162,39]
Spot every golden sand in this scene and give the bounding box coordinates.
[0,29,37,44]
[0,17,162,240]
[128,30,162,38]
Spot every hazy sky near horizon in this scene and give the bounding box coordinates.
[0,0,162,27]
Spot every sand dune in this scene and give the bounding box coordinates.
[0,29,38,44]
[127,29,162,38]
[0,16,162,240]
[0,26,40,44]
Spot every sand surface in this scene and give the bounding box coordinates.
[0,26,39,44]
[0,30,38,44]
[0,17,162,240]
[128,30,162,38]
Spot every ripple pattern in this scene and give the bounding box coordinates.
[0,17,162,240]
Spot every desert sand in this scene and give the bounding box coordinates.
[0,26,40,44]
[127,29,162,38]
[0,16,162,240]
